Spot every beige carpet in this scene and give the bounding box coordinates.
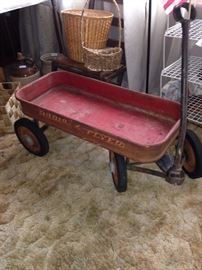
[0,124,202,270]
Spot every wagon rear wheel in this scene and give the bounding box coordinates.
[183,129,202,179]
[109,151,127,192]
[14,118,49,156]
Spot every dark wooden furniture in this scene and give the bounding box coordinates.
[52,54,126,85]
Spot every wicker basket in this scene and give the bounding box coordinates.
[0,82,23,134]
[83,46,122,72]
[61,8,113,63]
[82,0,122,71]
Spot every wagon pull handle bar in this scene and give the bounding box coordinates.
[167,2,196,184]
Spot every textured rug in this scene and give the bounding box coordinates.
[0,124,202,270]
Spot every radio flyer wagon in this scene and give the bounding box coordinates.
[14,3,202,192]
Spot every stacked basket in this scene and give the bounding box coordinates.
[61,0,122,71]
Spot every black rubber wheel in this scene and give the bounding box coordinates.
[14,118,49,156]
[183,129,202,179]
[109,151,127,192]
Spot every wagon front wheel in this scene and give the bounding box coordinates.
[183,129,202,179]
[14,118,49,156]
[109,151,127,192]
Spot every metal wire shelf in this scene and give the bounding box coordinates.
[161,56,202,88]
[165,19,202,41]
[162,19,202,128]
[188,95,202,127]
[161,56,202,127]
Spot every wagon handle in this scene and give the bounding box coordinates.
[80,0,122,49]
[173,2,196,22]
[167,3,196,184]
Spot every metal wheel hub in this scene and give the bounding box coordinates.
[18,126,41,152]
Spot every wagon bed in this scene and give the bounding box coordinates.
[16,71,181,163]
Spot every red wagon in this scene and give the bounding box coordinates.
[14,69,201,191]
[14,3,202,192]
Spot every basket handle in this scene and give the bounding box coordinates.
[81,0,122,49]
